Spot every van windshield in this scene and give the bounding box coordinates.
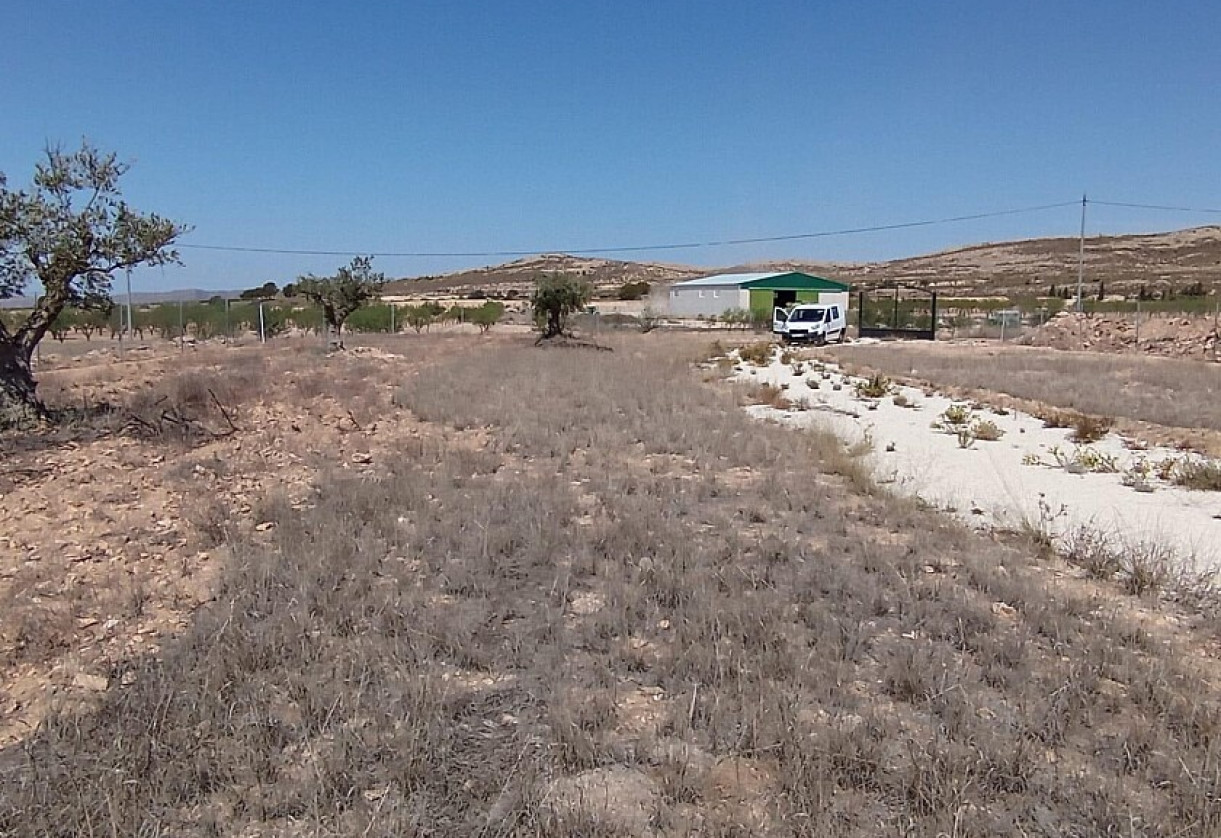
[790,308,825,322]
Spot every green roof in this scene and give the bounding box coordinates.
[740,272,850,292]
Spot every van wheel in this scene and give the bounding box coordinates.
[815,334,827,347]
[837,329,847,344]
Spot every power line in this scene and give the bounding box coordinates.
[176,199,1080,259]
[1090,199,1221,214]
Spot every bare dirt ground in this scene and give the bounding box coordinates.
[4,332,1221,835]
[1018,311,1220,359]
[1,334,483,746]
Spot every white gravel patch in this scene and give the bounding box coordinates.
[733,351,1221,574]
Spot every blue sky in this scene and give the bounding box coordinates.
[3,1,1220,291]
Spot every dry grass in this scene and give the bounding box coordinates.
[1173,458,1221,491]
[830,343,1221,433]
[737,340,774,366]
[3,333,1221,835]
[1069,412,1115,444]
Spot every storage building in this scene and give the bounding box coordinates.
[667,272,850,318]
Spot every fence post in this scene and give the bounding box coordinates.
[1134,299,1141,352]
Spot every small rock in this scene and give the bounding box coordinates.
[991,601,1018,619]
[254,521,276,532]
[72,672,109,692]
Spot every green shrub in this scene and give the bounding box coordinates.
[616,280,651,301]
[940,403,972,427]
[854,373,892,399]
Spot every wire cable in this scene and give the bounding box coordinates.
[176,199,1081,259]
[1090,199,1221,215]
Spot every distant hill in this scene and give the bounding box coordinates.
[6,227,1220,308]
[384,226,1221,300]
[385,253,708,295]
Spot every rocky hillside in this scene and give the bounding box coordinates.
[387,254,706,296]
[386,226,1221,299]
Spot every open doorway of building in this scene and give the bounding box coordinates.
[773,289,797,309]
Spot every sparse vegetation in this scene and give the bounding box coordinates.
[970,418,1004,441]
[853,371,892,399]
[4,333,1221,836]
[939,403,972,427]
[1171,457,1221,491]
[830,343,1221,433]
[1070,412,1114,444]
[749,382,793,409]
[737,341,773,366]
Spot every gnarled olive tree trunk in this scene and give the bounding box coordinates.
[0,337,43,428]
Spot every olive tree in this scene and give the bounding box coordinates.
[467,300,505,334]
[0,142,186,426]
[531,272,590,340]
[293,256,385,348]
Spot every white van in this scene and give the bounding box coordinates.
[772,303,847,345]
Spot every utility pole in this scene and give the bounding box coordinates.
[1075,194,1087,313]
[258,301,266,343]
[178,299,184,351]
[125,267,134,342]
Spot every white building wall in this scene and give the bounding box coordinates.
[667,284,742,317]
[817,291,850,312]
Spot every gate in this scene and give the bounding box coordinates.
[857,284,938,340]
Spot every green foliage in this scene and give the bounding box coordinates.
[345,304,396,334]
[531,272,590,339]
[616,280,651,301]
[260,305,290,338]
[239,281,279,301]
[402,302,446,333]
[854,373,892,399]
[144,302,185,339]
[0,141,186,357]
[466,301,505,334]
[284,304,323,333]
[939,403,972,427]
[294,256,386,339]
